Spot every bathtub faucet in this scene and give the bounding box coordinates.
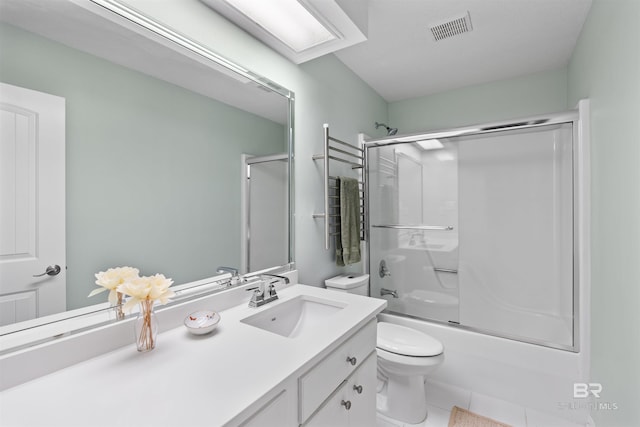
[380,288,398,298]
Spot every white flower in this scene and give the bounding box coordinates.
[89,266,140,304]
[117,274,175,312]
[146,274,175,304]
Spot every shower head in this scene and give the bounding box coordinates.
[375,121,398,136]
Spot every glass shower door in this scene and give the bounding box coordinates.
[457,124,574,347]
[368,141,460,324]
[367,121,575,349]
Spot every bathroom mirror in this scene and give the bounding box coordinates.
[0,0,294,334]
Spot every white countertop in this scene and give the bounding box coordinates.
[0,285,385,427]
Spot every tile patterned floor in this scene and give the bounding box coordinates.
[376,381,586,427]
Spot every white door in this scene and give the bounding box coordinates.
[0,82,66,326]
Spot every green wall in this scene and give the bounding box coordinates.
[124,0,389,286]
[389,67,568,132]
[568,0,640,425]
[0,23,285,310]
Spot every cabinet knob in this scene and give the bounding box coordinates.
[346,356,357,366]
[341,400,352,411]
[353,384,363,394]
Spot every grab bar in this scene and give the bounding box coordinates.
[372,224,454,231]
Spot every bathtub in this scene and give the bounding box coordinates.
[377,312,591,425]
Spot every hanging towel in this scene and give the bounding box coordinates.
[336,176,361,266]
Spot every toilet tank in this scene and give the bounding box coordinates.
[324,274,369,296]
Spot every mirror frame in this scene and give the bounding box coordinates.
[0,0,295,351]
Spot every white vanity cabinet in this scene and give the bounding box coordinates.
[299,319,377,426]
[0,285,387,427]
[304,352,377,427]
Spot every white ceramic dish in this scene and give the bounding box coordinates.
[184,310,221,335]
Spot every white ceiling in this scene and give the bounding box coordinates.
[333,0,593,102]
[1,0,593,117]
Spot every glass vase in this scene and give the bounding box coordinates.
[135,300,158,352]
[114,291,125,320]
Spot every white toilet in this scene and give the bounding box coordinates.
[325,274,445,424]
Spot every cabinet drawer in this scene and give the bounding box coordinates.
[299,319,376,423]
[303,352,377,427]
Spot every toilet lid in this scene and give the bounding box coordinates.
[377,322,444,357]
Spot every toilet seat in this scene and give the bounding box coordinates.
[377,322,443,356]
[377,347,445,370]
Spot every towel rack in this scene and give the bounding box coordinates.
[312,124,365,250]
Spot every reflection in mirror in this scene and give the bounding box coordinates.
[242,154,289,273]
[0,0,294,333]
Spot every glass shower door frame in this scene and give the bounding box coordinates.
[363,110,583,352]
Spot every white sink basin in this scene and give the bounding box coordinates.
[241,295,346,338]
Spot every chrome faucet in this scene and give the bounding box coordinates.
[216,266,242,286]
[380,288,398,298]
[248,280,279,307]
[379,260,391,278]
[408,231,425,246]
[259,273,290,284]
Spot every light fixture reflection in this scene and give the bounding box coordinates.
[416,139,444,150]
[436,152,455,161]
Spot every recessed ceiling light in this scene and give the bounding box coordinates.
[223,0,337,53]
[200,0,367,64]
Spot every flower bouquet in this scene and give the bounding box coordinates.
[89,266,140,320]
[90,267,174,352]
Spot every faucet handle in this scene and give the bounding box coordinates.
[268,283,278,297]
[249,286,264,304]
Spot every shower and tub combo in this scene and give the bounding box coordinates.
[324,103,590,425]
[366,112,578,350]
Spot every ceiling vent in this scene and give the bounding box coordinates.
[430,11,473,41]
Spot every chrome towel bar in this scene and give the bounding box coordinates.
[312,124,365,250]
[371,224,454,231]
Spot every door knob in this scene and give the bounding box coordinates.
[33,265,61,277]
